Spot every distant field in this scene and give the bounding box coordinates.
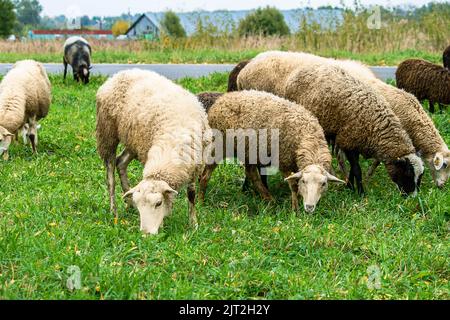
[0,39,445,66]
[0,73,448,299]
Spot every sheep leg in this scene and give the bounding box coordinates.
[187,182,198,228]
[73,70,79,82]
[345,150,364,195]
[63,59,68,81]
[116,149,135,207]
[243,166,268,191]
[21,126,28,144]
[366,160,381,180]
[286,178,299,211]
[337,149,349,178]
[260,168,269,189]
[245,165,273,201]
[199,164,217,203]
[429,100,435,113]
[28,116,38,154]
[105,157,118,223]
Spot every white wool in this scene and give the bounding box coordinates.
[64,36,90,48]
[0,60,51,134]
[96,69,211,190]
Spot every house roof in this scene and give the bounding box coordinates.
[32,29,112,35]
[126,14,160,35]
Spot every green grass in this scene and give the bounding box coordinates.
[0,48,443,66]
[0,73,449,300]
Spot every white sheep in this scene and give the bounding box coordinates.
[96,69,211,234]
[0,60,51,159]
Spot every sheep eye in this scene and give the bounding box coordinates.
[322,182,327,187]
[443,162,448,169]
[155,201,163,208]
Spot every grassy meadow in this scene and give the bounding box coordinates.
[0,73,449,300]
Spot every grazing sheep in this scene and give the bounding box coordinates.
[197,92,224,112]
[237,51,424,195]
[199,90,345,213]
[228,60,251,92]
[396,59,450,113]
[63,36,92,84]
[96,69,211,235]
[333,59,450,188]
[197,91,270,191]
[444,45,450,69]
[0,60,51,159]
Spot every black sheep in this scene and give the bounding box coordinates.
[396,59,450,113]
[63,36,92,84]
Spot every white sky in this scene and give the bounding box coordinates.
[39,0,441,17]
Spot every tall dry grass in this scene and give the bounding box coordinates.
[0,4,448,64]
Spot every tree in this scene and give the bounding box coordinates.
[80,15,91,28]
[238,6,290,37]
[14,0,42,27]
[160,11,186,38]
[0,0,16,38]
[112,20,130,36]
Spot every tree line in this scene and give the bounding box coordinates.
[0,0,449,40]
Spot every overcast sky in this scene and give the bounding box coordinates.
[39,0,441,17]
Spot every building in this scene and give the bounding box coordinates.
[126,14,160,40]
[29,29,114,40]
[67,17,81,30]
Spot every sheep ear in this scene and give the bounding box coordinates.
[123,186,139,199]
[163,186,178,196]
[433,153,444,170]
[1,130,14,138]
[285,172,302,182]
[325,171,346,184]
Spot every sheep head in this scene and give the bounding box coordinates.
[285,165,345,213]
[428,149,450,188]
[385,154,424,195]
[78,65,91,85]
[124,179,178,235]
[0,127,14,160]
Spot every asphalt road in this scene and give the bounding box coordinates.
[0,63,398,81]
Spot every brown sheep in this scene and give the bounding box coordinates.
[237,51,425,196]
[228,60,251,92]
[444,45,450,69]
[396,59,450,113]
[197,92,224,112]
